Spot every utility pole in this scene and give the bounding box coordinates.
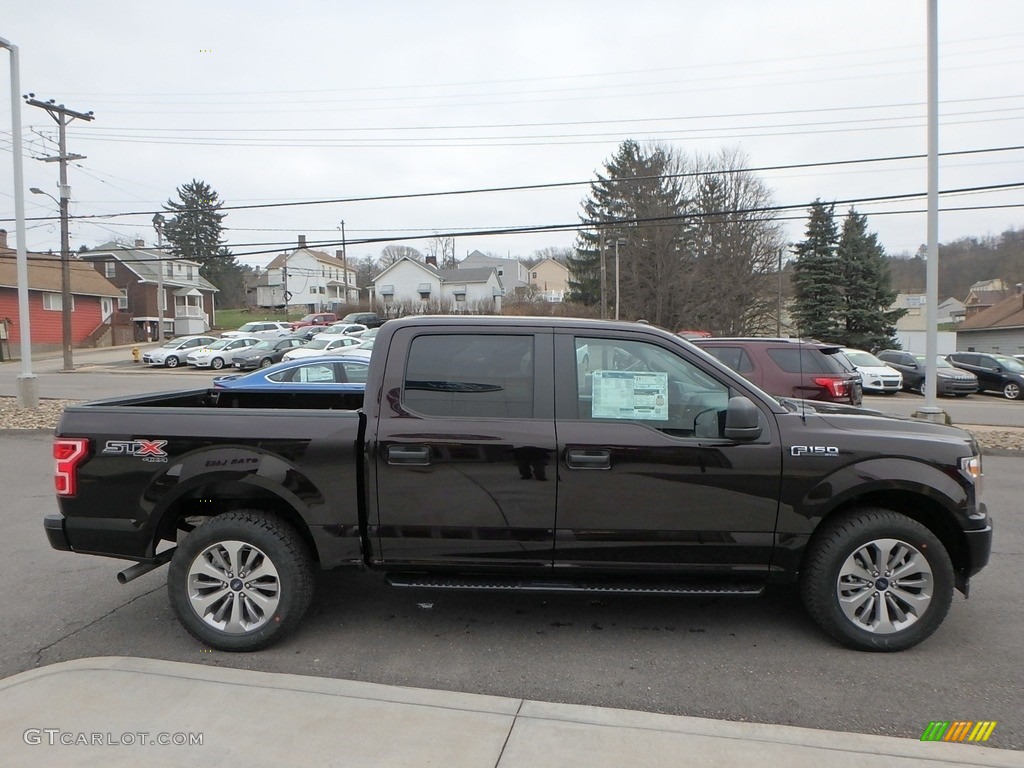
[25,95,94,372]
[599,230,606,320]
[153,213,166,340]
[614,238,624,321]
[340,219,348,305]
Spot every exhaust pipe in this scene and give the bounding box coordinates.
[117,548,175,584]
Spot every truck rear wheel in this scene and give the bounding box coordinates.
[167,511,314,651]
[800,508,953,652]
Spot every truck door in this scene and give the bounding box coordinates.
[553,332,782,580]
[370,329,557,570]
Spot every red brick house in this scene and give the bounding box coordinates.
[0,229,122,359]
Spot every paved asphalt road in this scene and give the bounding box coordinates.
[2,426,1021,750]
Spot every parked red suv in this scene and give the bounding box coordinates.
[692,337,863,405]
[289,312,337,331]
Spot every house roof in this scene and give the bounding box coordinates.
[0,254,122,298]
[372,257,501,289]
[82,242,218,293]
[265,248,347,271]
[958,293,1024,331]
[965,289,1008,307]
[436,268,498,284]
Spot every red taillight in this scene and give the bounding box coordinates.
[54,438,89,497]
[812,377,848,399]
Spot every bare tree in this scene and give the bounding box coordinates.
[379,245,422,267]
[426,235,456,269]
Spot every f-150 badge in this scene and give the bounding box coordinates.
[790,445,839,457]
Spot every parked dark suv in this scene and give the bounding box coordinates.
[946,352,1024,400]
[691,337,862,405]
[876,350,978,396]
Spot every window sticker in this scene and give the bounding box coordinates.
[591,371,668,420]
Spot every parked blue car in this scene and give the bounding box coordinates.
[213,355,369,392]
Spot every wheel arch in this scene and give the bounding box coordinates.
[804,489,969,583]
[151,477,322,566]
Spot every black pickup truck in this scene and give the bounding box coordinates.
[47,317,992,652]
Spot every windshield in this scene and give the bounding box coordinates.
[357,338,375,350]
[915,355,954,369]
[205,338,232,350]
[993,354,1024,373]
[250,341,273,352]
[844,349,885,367]
[305,338,331,350]
[237,323,261,333]
[161,338,184,348]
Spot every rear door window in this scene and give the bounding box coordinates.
[403,334,534,418]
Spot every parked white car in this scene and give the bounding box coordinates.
[281,335,363,361]
[143,335,219,368]
[344,336,376,359]
[186,337,262,370]
[841,348,903,395]
[221,321,292,339]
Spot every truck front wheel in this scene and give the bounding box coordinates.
[800,508,953,652]
[167,511,314,651]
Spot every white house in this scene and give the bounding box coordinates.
[459,250,529,292]
[371,256,504,314]
[257,236,358,311]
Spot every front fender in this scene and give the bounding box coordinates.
[777,456,970,535]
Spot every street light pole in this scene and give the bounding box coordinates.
[0,37,38,406]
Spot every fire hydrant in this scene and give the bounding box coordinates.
[131,347,141,363]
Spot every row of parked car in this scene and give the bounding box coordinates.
[142,317,382,371]
[691,337,1024,404]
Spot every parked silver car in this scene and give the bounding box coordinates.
[143,335,219,368]
[186,337,261,370]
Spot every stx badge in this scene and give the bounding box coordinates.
[103,439,169,462]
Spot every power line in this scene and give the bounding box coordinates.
[4,144,1023,227]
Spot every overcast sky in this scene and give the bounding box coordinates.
[2,1,1023,270]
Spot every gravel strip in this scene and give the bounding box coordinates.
[2,398,1024,454]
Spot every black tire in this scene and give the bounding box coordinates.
[211,357,225,370]
[800,508,953,652]
[167,511,315,651]
[913,379,925,395]
[166,356,180,369]
[259,357,274,368]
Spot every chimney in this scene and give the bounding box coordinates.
[425,255,438,268]
[298,235,307,249]
[135,239,145,248]
[0,229,7,250]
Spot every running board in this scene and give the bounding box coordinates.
[385,574,764,596]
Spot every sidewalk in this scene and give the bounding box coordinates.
[0,657,1018,767]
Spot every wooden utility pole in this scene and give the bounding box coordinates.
[25,95,94,372]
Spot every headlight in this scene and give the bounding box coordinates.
[960,454,983,497]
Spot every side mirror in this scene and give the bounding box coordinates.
[724,396,762,441]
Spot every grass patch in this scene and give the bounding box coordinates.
[214,307,302,331]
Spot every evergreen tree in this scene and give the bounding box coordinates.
[163,179,248,307]
[162,179,227,269]
[567,140,686,324]
[791,201,843,340]
[837,209,905,350]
